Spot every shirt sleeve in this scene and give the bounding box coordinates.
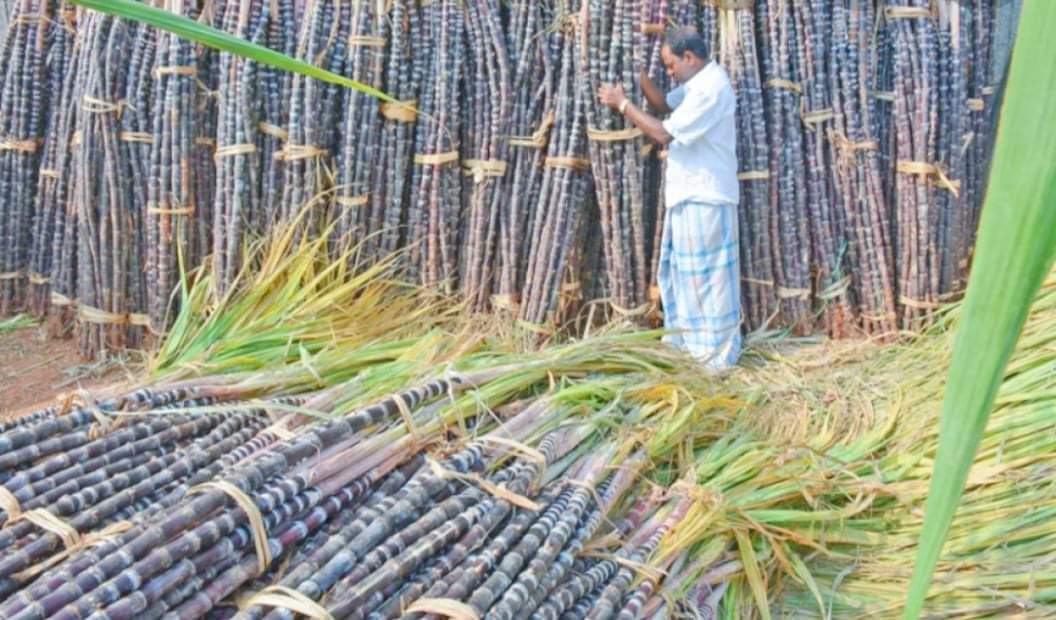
[665,85,686,110]
[662,84,727,147]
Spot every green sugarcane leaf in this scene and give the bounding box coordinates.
[904,2,1056,618]
[734,530,771,620]
[69,0,395,103]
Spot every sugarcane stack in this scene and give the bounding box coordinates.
[0,0,1007,354]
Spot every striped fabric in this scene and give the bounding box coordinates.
[657,200,742,370]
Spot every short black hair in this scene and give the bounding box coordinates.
[664,26,709,61]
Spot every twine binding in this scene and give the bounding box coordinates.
[0,138,40,153]
[380,100,418,123]
[240,586,333,619]
[736,170,770,181]
[506,111,554,148]
[189,481,271,575]
[258,122,289,141]
[0,487,22,519]
[544,156,591,171]
[335,194,370,208]
[462,159,508,183]
[119,131,155,144]
[586,126,643,142]
[405,598,480,620]
[414,150,459,166]
[214,143,258,159]
[896,160,961,196]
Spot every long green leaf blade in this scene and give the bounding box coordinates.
[69,0,395,103]
[904,2,1056,617]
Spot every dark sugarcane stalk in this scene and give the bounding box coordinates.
[257,0,297,232]
[0,0,47,315]
[756,0,814,334]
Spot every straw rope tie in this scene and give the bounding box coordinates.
[50,291,74,307]
[874,90,895,102]
[426,457,541,512]
[462,159,508,183]
[610,300,651,319]
[966,98,985,112]
[13,519,133,581]
[896,160,961,197]
[405,598,480,620]
[0,138,40,153]
[196,137,217,150]
[478,436,547,468]
[0,487,22,519]
[544,156,591,171]
[801,108,835,127]
[189,481,271,575]
[275,144,329,161]
[258,122,289,141]
[82,96,127,115]
[379,100,418,123]
[148,202,196,216]
[506,110,554,148]
[777,286,811,300]
[736,170,770,181]
[885,6,934,20]
[0,272,23,281]
[335,193,370,208]
[77,304,158,334]
[28,272,50,285]
[586,126,642,142]
[981,86,995,96]
[348,34,387,48]
[264,423,297,441]
[641,22,665,35]
[742,276,775,288]
[899,295,942,311]
[414,150,459,166]
[39,168,60,179]
[701,0,753,10]
[765,78,801,94]
[818,275,852,301]
[490,294,520,313]
[240,586,333,619]
[215,143,258,159]
[153,65,198,79]
[119,131,155,144]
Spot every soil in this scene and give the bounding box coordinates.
[0,324,138,420]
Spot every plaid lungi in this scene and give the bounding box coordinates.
[657,200,742,370]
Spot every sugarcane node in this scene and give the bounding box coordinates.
[240,585,334,619]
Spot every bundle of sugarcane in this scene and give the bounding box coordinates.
[0,0,49,315]
[333,0,389,255]
[212,0,273,290]
[39,4,85,332]
[492,0,555,313]
[71,13,150,358]
[457,0,512,311]
[581,0,653,321]
[519,2,595,326]
[792,0,856,336]
[280,0,351,222]
[828,0,898,336]
[364,0,417,261]
[888,0,947,328]
[145,0,208,334]
[407,0,464,293]
[960,0,995,267]
[26,0,75,316]
[258,0,298,232]
[713,4,777,333]
[757,0,813,334]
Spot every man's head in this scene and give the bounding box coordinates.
[661,27,710,84]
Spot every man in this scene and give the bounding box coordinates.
[598,26,741,371]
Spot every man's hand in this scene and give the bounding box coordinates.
[598,83,628,111]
